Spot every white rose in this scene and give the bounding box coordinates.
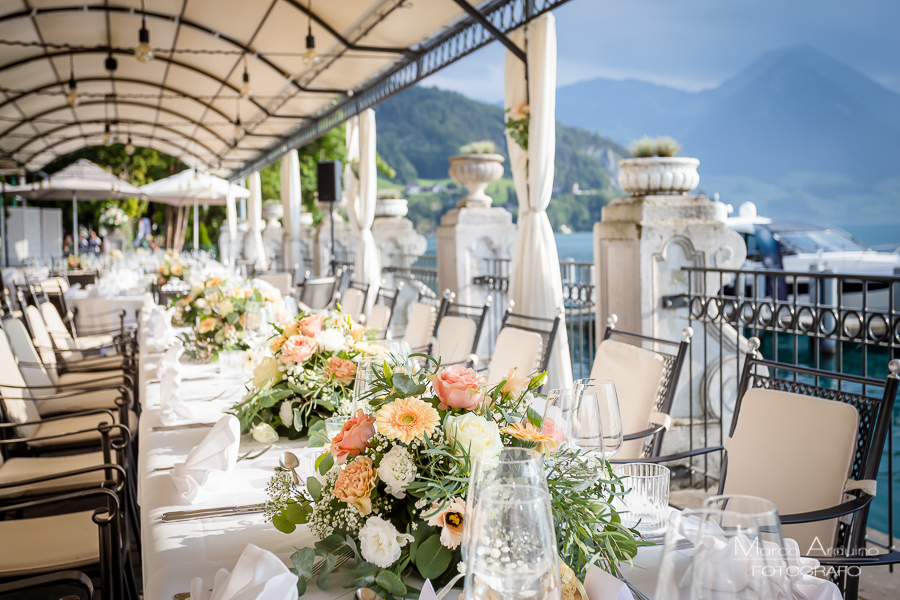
[196,298,208,310]
[279,401,295,428]
[218,300,234,315]
[376,445,417,499]
[315,329,347,353]
[359,516,414,569]
[446,413,502,461]
[252,356,280,389]
[250,422,279,444]
[190,283,204,297]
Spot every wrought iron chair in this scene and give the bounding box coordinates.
[339,281,370,323]
[297,275,341,312]
[0,570,94,599]
[623,338,900,600]
[368,281,407,334]
[255,271,294,297]
[480,302,561,385]
[402,302,439,353]
[588,314,692,459]
[429,292,491,365]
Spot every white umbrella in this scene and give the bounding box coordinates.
[140,169,251,251]
[4,159,144,256]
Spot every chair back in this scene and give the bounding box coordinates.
[368,305,392,331]
[24,305,60,374]
[724,350,899,562]
[435,296,491,356]
[3,318,55,389]
[591,317,692,458]
[0,329,40,438]
[486,327,545,386]
[403,303,438,351]
[256,272,293,296]
[340,282,369,322]
[299,276,340,310]
[497,309,561,374]
[40,301,83,358]
[433,316,478,365]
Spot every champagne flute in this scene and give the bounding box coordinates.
[464,483,561,600]
[541,389,606,458]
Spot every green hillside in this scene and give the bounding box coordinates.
[374,85,628,233]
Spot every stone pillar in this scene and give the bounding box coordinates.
[594,194,747,452]
[372,198,427,326]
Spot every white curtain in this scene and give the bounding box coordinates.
[346,108,380,313]
[225,190,237,266]
[280,149,303,270]
[247,171,268,272]
[504,13,573,390]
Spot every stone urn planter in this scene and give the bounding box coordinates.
[375,198,409,219]
[448,153,505,208]
[619,157,700,196]
[262,203,284,229]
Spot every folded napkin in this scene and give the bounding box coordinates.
[190,543,298,600]
[158,340,195,426]
[585,565,634,600]
[147,305,177,353]
[171,415,240,504]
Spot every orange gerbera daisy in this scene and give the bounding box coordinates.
[501,421,558,455]
[375,397,440,444]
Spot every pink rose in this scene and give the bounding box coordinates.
[331,409,376,465]
[540,416,567,447]
[500,368,530,399]
[279,335,317,364]
[428,365,487,411]
[298,314,325,337]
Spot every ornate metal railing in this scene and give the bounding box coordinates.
[672,266,899,555]
[383,253,439,299]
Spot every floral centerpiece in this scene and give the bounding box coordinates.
[230,310,378,443]
[157,251,189,286]
[66,255,87,270]
[98,204,129,236]
[171,276,281,362]
[265,356,641,597]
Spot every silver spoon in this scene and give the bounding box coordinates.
[356,588,382,600]
[279,451,301,484]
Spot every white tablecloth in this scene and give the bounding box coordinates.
[137,361,663,600]
[66,289,150,332]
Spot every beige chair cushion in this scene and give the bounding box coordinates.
[0,330,41,438]
[404,303,437,350]
[590,339,667,459]
[25,305,62,379]
[4,318,56,389]
[434,316,477,365]
[28,410,136,449]
[0,511,99,576]
[487,328,544,387]
[341,288,366,322]
[368,305,392,331]
[0,451,112,499]
[32,387,122,416]
[256,273,293,296]
[41,302,85,359]
[723,388,859,556]
[74,334,116,350]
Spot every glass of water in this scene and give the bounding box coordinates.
[219,349,246,379]
[613,462,670,534]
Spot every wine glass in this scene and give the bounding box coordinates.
[464,483,561,600]
[541,389,606,458]
[351,354,377,413]
[575,378,623,458]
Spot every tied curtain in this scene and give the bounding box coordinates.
[280,149,303,270]
[504,13,573,390]
[247,171,268,272]
[345,108,380,313]
[225,190,237,266]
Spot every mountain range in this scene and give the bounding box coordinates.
[556,45,900,225]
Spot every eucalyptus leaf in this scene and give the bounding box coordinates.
[291,547,316,580]
[415,534,453,580]
[317,452,334,475]
[375,570,407,596]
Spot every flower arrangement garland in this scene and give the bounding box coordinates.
[171,276,281,362]
[157,251,189,285]
[98,204,129,235]
[230,311,379,442]
[265,356,641,597]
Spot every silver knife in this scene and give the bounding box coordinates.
[151,422,216,432]
[161,503,265,522]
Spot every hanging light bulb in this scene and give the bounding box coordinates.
[193,169,200,180]
[103,122,112,146]
[303,0,319,66]
[240,55,253,98]
[66,55,79,107]
[234,117,244,137]
[135,0,154,62]
[125,135,135,155]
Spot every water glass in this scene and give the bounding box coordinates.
[219,350,246,379]
[324,416,349,441]
[613,463,670,534]
[576,378,623,458]
[351,355,377,413]
[541,389,606,457]
[464,484,561,600]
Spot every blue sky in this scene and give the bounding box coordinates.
[422,0,900,102]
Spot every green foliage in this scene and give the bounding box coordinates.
[459,140,497,155]
[505,107,530,151]
[629,136,680,158]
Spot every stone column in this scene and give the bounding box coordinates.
[372,198,427,326]
[594,194,747,458]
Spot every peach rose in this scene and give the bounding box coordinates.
[171,263,183,276]
[280,321,300,338]
[428,365,487,410]
[298,314,325,337]
[325,356,357,385]
[206,277,222,288]
[197,317,220,334]
[269,335,286,352]
[540,416,567,448]
[332,456,376,515]
[351,324,369,342]
[331,409,375,465]
[500,368,530,399]
[279,335,317,364]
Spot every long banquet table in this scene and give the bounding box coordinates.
[137,360,665,600]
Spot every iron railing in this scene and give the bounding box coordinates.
[673,266,899,555]
[383,253,439,299]
[472,258,597,379]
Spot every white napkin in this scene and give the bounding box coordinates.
[171,415,240,504]
[190,543,298,600]
[158,340,194,426]
[584,565,634,600]
[147,305,177,353]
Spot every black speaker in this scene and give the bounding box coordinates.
[317,161,343,204]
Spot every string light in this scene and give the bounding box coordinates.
[135,0,154,63]
[102,122,112,145]
[125,133,135,155]
[240,54,252,99]
[303,0,319,66]
[66,54,79,107]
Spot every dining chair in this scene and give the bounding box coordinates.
[624,339,900,600]
[254,272,293,297]
[367,281,405,333]
[297,275,340,312]
[402,302,439,352]
[339,281,371,323]
[430,294,491,366]
[588,314,692,459]
[480,303,561,386]
[0,570,94,599]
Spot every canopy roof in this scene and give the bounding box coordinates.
[2,157,143,199]
[0,0,570,179]
[139,168,251,206]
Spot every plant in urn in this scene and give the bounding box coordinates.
[448,141,505,208]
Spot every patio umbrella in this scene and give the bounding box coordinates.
[4,159,144,256]
[139,169,250,252]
